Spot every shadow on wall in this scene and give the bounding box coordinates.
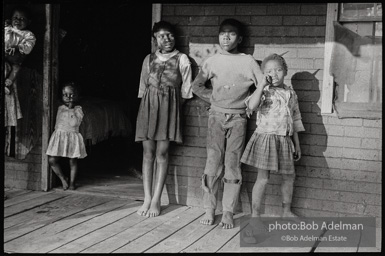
[290,70,330,217]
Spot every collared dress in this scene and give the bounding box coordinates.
[46,105,87,159]
[135,49,193,143]
[241,84,305,174]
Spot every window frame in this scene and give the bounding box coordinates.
[321,3,382,119]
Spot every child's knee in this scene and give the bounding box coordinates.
[256,176,269,186]
[12,64,21,73]
[143,151,155,161]
[69,158,78,166]
[156,151,168,163]
[282,173,295,183]
[48,156,57,165]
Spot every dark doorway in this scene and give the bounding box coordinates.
[57,2,151,195]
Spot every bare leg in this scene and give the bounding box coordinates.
[245,170,270,236]
[147,140,169,217]
[137,140,155,216]
[251,170,269,217]
[200,175,216,225]
[5,64,21,89]
[48,156,69,190]
[69,158,78,190]
[281,173,297,217]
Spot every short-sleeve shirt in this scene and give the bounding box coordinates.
[248,84,305,136]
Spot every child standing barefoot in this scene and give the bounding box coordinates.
[46,82,87,190]
[135,21,193,217]
[241,54,305,218]
[192,19,264,229]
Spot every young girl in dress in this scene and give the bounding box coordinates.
[46,82,87,190]
[241,53,305,218]
[135,21,193,217]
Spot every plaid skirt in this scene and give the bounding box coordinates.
[241,132,295,174]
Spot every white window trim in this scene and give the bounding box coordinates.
[321,3,339,114]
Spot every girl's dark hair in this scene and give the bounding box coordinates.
[11,6,32,20]
[219,18,244,36]
[261,53,288,73]
[62,81,80,95]
[152,21,176,38]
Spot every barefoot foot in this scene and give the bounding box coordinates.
[248,217,268,232]
[146,200,161,217]
[61,177,69,190]
[282,210,298,218]
[219,211,234,229]
[137,199,151,216]
[69,183,77,190]
[200,208,215,225]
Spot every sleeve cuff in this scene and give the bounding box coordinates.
[293,119,305,132]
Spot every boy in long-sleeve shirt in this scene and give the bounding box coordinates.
[192,19,264,229]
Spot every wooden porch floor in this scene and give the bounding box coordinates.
[4,186,381,253]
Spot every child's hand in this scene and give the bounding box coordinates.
[260,74,272,88]
[246,107,253,118]
[293,150,301,161]
[5,47,16,56]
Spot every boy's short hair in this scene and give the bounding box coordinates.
[152,21,176,38]
[261,53,288,73]
[219,18,244,36]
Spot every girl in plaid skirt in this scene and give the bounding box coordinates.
[241,53,305,218]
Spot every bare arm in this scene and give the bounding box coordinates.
[292,132,301,161]
[179,54,193,101]
[245,74,270,111]
[191,61,212,104]
[138,55,150,98]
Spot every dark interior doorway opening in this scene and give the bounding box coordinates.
[54,2,152,195]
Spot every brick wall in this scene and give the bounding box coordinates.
[160,3,382,226]
[4,143,42,191]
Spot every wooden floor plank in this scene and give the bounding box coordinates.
[182,213,244,253]
[4,192,68,218]
[314,228,361,253]
[4,191,55,208]
[218,232,312,253]
[4,194,109,242]
[50,201,147,253]
[146,211,218,253]
[4,197,128,253]
[41,200,142,253]
[4,189,33,200]
[81,204,189,253]
[114,207,204,253]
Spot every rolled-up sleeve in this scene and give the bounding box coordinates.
[179,54,193,99]
[18,30,36,55]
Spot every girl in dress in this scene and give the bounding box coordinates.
[241,53,305,218]
[135,21,193,217]
[46,82,87,190]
